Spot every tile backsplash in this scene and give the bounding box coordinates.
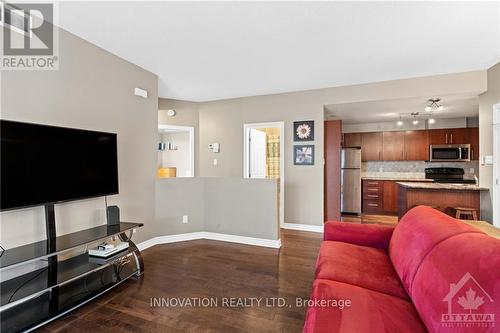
[362,161,479,180]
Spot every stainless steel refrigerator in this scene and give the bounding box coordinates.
[341,148,361,214]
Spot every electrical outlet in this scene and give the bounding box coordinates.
[213,159,218,166]
[182,215,188,224]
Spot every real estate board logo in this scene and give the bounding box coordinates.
[441,272,495,328]
[0,1,58,70]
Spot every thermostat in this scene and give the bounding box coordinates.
[208,143,220,153]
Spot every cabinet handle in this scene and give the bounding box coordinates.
[367,182,379,185]
[367,188,379,191]
[368,203,379,207]
[471,149,474,160]
[450,133,453,144]
[379,151,381,160]
[445,133,448,144]
[367,194,378,198]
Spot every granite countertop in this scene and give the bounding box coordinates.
[362,177,433,182]
[396,182,488,191]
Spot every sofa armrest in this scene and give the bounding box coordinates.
[323,221,395,251]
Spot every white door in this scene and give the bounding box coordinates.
[248,128,267,178]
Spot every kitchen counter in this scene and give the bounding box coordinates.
[397,182,487,191]
[362,177,433,182]
[397,182,486,220]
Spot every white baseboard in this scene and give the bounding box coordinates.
[137,232,281,251]
[282,223,323,233]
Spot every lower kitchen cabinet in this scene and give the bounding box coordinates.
[362,179,410,215]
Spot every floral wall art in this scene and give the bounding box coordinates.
[293,120,315,165]
[293,120,314,141]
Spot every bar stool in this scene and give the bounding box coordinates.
[454,207,479,221]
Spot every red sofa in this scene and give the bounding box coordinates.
[303,206,500,333]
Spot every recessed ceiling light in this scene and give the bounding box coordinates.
[412,119,419,125]
[166,109,176,117]
[429,118,435,124]
[397,120,403,126]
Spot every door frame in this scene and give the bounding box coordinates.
[493,103,500,227]
[158,124,195,177]
[243,122,285,227]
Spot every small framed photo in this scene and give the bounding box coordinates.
[293,120,314,141]
[294,145,315,165]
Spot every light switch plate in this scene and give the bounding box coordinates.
[483,155,493,165]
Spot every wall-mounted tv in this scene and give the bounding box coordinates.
[1,120,119,211]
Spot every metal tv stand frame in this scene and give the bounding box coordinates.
[0,203,144,332]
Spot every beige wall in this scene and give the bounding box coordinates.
[196,71,487,226]
[156,178,279,240]
[158,98,199,175]
[479,62,500,221]
[0,27,158,248]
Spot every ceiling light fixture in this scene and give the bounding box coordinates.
[428,118,435,124]
[412,119,419,125]
[397,116,403,126]
[425,98,443,112]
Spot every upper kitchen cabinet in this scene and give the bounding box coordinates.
[466,127,479,160]
[429,128,469,145]
[404,130,429,161]
[361,132,382,161]
[448,128,468,144]
[382,131,405,161]
[343,133,362,148]
[428,129,449,145]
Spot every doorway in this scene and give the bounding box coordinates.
[243,122,285,227]
[158,125,195,177]
[493,103,500,227]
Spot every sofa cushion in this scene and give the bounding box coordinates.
[389,206,483,296]
[315,241,409,301]
[410,232,500,333]
[303,279,427,333]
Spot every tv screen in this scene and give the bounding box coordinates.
[1,120,119,211]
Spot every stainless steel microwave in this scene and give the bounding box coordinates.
[429,144,471,162]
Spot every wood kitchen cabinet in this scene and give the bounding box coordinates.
[349,127,477,161]
[429,128,469,145]
[404,130,429,161]
[383,181,399,213]
[448,128,468,144]
[343,133,362,148]
[362,180,383,213]
[361,132,383,161]
[362,179,398,215]
[382,131,405,161]
[466,127,479,160]
[428,129,449,145]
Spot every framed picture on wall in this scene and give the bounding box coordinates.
[294,145,315,165]
[293,120,314,141]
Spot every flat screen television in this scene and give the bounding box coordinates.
[1,120,119,211]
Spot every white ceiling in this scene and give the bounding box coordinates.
[325,93,479,124]
[58,1,500,102]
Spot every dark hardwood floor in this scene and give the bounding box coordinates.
[341,213,398,225]
[39,230,322,333]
